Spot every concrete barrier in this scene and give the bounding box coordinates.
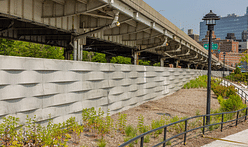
[0,55,228,124]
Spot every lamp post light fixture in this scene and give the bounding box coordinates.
[202,10,220,125]
[223,52,226,78]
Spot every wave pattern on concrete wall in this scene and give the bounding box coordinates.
[0,55,227,124]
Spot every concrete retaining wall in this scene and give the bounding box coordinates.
[0,55,228,124]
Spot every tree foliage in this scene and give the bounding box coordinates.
[138,60,150,66]
[91,52,107,63]
[234,66,241,74]
[239,50,248,71]
[110,56,132,64]
[82,51,95,62]
[0,39,64,59]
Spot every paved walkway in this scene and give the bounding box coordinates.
[201,129,248,147]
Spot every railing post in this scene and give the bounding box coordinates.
[245,108,247,122]
[236,111,239,127]
[184,120,188,145]
[140,136,144,147]
[246,94,247,104]
[221,113,224,132]
[202,116,205,135]
[163,127,167,147]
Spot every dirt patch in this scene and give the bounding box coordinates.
[68,88,248,147]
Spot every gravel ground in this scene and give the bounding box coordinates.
[68,88,248,147]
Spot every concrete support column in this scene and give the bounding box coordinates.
[195,65,198,69]
[176,60,179,68]
[73,40,77,61]
[81,45,83,61]
[160,58,165,67]
[77,40,81,61]
[134,52,138,65]
[64,48,69,60]
[187,63,191,69]
[106,55,112,63]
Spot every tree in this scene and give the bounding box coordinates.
[153,62,161,66]
[91,52,107,63]
[0,39,64,59]
[110,56,132,64]
[239,50,248,72]
[138,60,150,66]
[82,51,94,62]
[234,66,241,74]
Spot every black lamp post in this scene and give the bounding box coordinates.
[223,52,226,78]
[202,10,220,125]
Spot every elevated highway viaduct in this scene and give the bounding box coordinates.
[0,0,234,70]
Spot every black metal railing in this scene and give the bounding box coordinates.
[119,78,248,147]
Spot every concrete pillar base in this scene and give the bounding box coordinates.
[160,58,165,67]
[187,64,191,69]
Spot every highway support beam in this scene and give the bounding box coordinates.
[74,10,120,40]
[187,63,191,69]
[133,52,139,65]
[160,58,165,67]
[176,60,179,68]
[73,39,84,61]
[73,40,78,61]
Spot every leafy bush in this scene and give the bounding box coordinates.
[118,113,127,133]
[168,116,187,134]
[124,125,137,147]
[97,138,107,147]
[183,75,208,89]
[0,39,64,59]
[137,115,149,134]
[0,115,84,146]
[82,107,113,136]
[139,60,150,66]
[220,94,246,111]
[234,66,241,74]
[217,95,224,104]
[125,125,137,137]
[110,56,132,64]
[151,117,165,137]
[212,85,237,98]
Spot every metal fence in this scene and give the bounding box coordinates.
[221,77,247,104]
[224,74,248,86]
[119,78,248,147]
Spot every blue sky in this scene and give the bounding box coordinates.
[143,0,248,35]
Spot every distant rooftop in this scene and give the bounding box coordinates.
[220,7,248,18]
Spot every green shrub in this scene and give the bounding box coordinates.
[217,95,224,104]
[220,94,246,111]
[118,113,127,133]
[183,75,208,89]
[97,138,107,147]
[212,85,237,98]
[151,117,165,137]
[125,125,137,137]
[234,67,241,74]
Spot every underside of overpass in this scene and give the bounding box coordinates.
[0,0,234,71]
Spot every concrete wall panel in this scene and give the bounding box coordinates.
[0,55,229,123]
